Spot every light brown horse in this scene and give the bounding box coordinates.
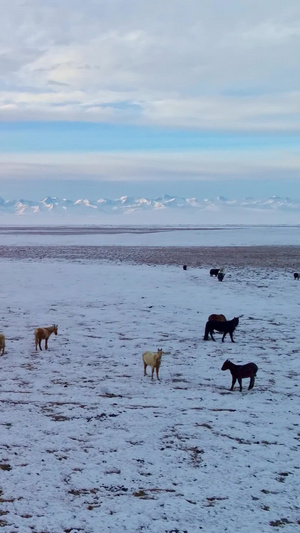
[142,348,164,380]
[35,325,58,351]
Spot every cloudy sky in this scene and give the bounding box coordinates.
[0,0,300,200]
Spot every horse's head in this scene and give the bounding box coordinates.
[53,325,58,335]
[221,359,230,371]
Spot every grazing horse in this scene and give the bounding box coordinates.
[203,317,239,342]
[208,314,227,322]
[35,325,58,351]
[294,272,299,280]
[221,359,258,392]
[210,268,220,277]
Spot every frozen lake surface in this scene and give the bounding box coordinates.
[0,224,299,246]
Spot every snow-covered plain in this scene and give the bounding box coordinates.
[0,226,299,532]
[0,224,299,247]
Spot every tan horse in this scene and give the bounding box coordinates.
[142,348,163,380]
[0,334,5,356]
[35,325,58,351]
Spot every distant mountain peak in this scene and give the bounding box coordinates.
[0,194,299,223]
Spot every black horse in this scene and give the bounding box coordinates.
[294,272,299,280]
[203,317,239,342]
[221,359,258,391]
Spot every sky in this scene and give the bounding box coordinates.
[0,0,300,201]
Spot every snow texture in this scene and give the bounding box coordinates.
[0,226,299,533]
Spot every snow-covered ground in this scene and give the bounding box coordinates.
[0,228,299,532]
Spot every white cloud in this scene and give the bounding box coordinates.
[0,0,299,130]
[241,21,300,44]
[140,93,300,131]
[0,148,299,181]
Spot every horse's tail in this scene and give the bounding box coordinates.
[203,321,210,340]
[34,329,39,350]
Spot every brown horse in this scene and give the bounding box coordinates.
[203,317,239,342]
[208,314,227,322]
[35,325,58,351]
[0,334,5,356]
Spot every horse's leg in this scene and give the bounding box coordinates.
[229,331,235,343]
[230,376,236,391]
[238,378,243,392]
[222,331,227,342]
[45,338,48,350]
[210,331,216,341]
[249,376,255,390]
[39,339,42,351]
[156,364,160,381]
[144,362,147,376]
[151,366,154,380]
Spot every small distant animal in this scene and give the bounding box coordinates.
[142,348,163,380]
[0,334,5,356]
[208,314,227,322]
[35,325,58,351]
[210,268,220,277]
[221,359,258,392]
[203,316,239,342]
[183,265,187,271]
[218,272,225,282]
[294,272,299,280]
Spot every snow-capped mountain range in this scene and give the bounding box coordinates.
[0,194,299,224]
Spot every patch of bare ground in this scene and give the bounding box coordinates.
[269,518,299,527]
[133,488,177,499]
[1,244,300,268]
[206,496,229,507]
